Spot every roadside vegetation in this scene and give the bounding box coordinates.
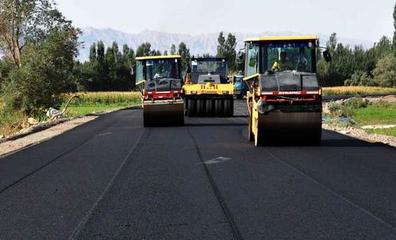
[322,86,396,96]
[1,0,396,138]
[64,92,141,117]
[325,97,396,137]
[366,128,396,137]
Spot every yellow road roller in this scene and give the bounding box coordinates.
[135,55,184,127]
[183,57,234,117]
[243,36,331,146]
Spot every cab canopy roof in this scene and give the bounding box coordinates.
[135,55,181,61]
[244,35,318,42]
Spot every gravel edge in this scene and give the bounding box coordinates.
[323,124,396,148]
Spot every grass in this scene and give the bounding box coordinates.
[66,91,141,105]
[66,103,137,117]
[0,109,27,137]
[352,104,396,126]
[366,128,396,137]
[0,91,142,136]
[325,97,396,137]
[322,86,396,96]
[63,92,142,117]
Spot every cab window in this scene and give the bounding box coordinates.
[135,61,144,81]
[245,44,259,76]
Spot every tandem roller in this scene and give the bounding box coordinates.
[135,55,184,127]
[242,35,332,146]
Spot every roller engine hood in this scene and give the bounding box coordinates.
[260,71,319,92]
[145,78,182,92]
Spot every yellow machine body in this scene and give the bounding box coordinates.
[183,57,234,117]
[244,36,323,146]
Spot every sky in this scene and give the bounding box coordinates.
[56,0,395,42]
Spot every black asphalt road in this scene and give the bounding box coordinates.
[1,101,396,239]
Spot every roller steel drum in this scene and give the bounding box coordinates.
[256,104,322,145]
[143,100,184,127]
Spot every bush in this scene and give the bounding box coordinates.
[343,97,368,109]
[372,54,396,87]
[344,70,376,86]
[0,107,27,136]
[0,28,78,116]
[327,101,353,118]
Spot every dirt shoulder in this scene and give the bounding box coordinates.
[323,95,396,148]
[323,124,396,148]
[0,116,97,157]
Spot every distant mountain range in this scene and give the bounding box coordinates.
[78,27,375,62]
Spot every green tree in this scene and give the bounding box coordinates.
[2,27,79,115]
[373,54,396,87]
[153,50,162,56]
[94,41,107,90]
[105,43,118,90]
[393,2,396,52]
[0,0,79,115]
[136,42,152,57]
[78,42,136,91]
[178,42,191,72]
[0,0,73,67]
[217,32,226,57]
[344,70,375,86]
[217,32,237,71]
[118,44,135,89]
[375,36,392,59]
[89,43,97,62]
[170,44,177,55]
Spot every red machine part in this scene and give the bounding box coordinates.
[143,90,181,101]
[260,90,321,103]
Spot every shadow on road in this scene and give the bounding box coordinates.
[320,138,388,147]
[185,123,248,127]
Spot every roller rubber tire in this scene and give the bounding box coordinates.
[205,99,213,115]
[187,98,196,117]
[197,99,205,115]
[215,99,223,116]
[224,99,231,117]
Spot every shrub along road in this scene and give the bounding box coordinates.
[0,101,396,239]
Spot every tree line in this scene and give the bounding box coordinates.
[1,0,396,120]
[317,33,396,87]
[75,34,238,92]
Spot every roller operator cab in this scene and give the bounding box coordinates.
[183,57,234,117]
[243,36,327,146]
[135,55,184,127]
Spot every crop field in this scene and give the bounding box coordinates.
[322,86,396,96]
[64,92,142,117]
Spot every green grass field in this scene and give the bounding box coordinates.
[354,104,396,137]
[352,105,396,126]
[66,103,138,117]
[366,128,396,137]
[64,92,141,117]
[325,96,396,137]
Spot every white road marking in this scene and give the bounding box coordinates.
[204,157,232,165]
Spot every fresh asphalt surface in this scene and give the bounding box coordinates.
[1,100,396,239]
